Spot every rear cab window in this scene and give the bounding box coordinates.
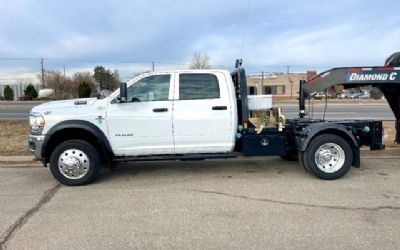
[178,73,220,100]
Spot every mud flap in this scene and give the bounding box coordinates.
[352,147,360,168]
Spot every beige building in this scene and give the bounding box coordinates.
[246,71,316,99]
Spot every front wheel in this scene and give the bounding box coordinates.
[303,134,353,180]
[50,140,101,186]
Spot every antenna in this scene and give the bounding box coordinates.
[240,1,251,58]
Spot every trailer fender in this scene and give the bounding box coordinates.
[296,123,360,167]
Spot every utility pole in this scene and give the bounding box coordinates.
[152,61,155,72]
[41,58,45,88]
[63,64,67,86]
[261,71,264,95]
[287,65,293,100]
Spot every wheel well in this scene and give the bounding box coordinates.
[44,128,106,164]
[310,129,360,167]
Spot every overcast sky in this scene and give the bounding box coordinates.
[0,0,399,82]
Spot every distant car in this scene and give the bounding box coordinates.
[313,92,326,100]
[357,92,370,99]
[0,96,4,101]
[344,92,359,99]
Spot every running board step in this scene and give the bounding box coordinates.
[112,153,237,163]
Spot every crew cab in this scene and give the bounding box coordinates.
[29,58,400,186]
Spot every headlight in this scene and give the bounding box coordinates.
[29,114,45,131]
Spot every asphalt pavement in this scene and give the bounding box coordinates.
[0,109,28,120]
[1,155,400,249]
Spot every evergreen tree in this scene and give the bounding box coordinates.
[4,85,14,100]
[78,82,92,98]
[93,66,119,91]
[24,84,38,100]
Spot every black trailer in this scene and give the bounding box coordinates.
[232,54,399,180]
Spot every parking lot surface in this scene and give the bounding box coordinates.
[1,156,400,249]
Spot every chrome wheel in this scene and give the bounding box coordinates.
[58,149,90,179]
[314,143,345,173]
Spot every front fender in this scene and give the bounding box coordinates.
[41,120,113,159]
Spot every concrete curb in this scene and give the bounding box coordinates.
[0,156,43,168]
[0,156,35,162]
[0,163,43,168]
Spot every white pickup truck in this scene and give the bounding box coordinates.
[29,61,390,185]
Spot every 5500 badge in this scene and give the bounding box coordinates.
[115,133,133,137]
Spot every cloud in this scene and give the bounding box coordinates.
[0,0,399,81]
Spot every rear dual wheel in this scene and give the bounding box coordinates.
[300,134,353,180]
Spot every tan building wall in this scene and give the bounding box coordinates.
[246,71,316,99]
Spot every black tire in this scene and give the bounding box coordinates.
[298,151,310,173]
[303,134,353,180]
[280,151,299,161]
[50,140,101,186]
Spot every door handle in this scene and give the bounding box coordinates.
[212,106,227,110]
[152,108,168,112]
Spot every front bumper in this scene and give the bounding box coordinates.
[28,134,45,161]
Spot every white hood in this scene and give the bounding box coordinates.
[30,97,110,135]
[31,98,98,114]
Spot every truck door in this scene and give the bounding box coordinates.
[106,74,174,156]
[173,72,234,153]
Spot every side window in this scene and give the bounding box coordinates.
[127,75,170,102]
[248,86,257,95]
[179,74,220,100]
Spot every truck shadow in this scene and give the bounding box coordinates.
[96,157,308,184]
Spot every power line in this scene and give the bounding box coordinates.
[0,57,346,70]
[0,57,188,65]
[0,57,40,61]
[0,77,38,79]
[41,58,45,88]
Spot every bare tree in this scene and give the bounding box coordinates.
[40,71,71,99]
[190,52,210,69]
[38,71,98,99]
[112,69,120,90]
